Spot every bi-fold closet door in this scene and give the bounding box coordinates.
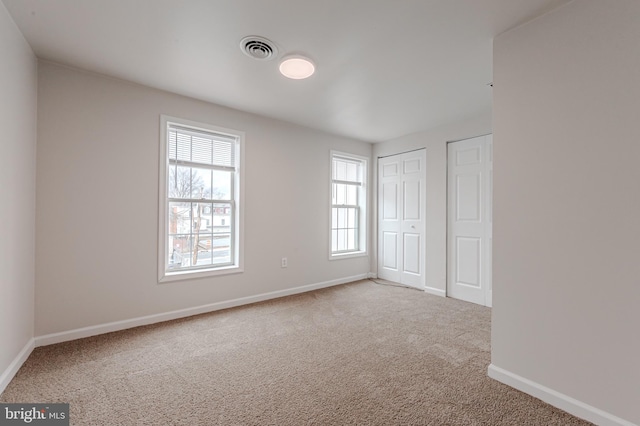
[377,150,426,290]
[447,134,493,306]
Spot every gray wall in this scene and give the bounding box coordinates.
[36,62,372,336]
[0,3,37,382]
[492,0,639,423]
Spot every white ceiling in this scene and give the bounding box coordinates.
[2,0,570,143]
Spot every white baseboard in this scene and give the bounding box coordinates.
[488,364,635,426]
[424,286,446,297]
[367,277,446,297]
[0,338,34,395]
[35,274,368,347]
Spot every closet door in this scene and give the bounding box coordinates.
[378,150,426,289]
[447,135,492,306]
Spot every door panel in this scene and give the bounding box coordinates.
[382,162,398,177]
[456,146,481,166]
[456,237,481,287]
[403,233,421,275]
[404,181,421,220]
[382,232,398,270]
[447,135,492,306]
[382,182,398,220]
[456,174,480,221]
[378,150,426,289]
[404,158,421,174]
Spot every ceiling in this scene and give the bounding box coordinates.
[2,0,571,143]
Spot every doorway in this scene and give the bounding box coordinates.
[377,149,426,289]
[447,135,492,306]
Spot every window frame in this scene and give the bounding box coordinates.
[158,115,244,282]
[329,150,368,260]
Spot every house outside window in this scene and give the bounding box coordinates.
[330,151,368,259]
[159,115,244,282]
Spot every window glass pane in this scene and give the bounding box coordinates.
[347,208,356,229]
[346,162,358,182]
[337,208,346,228]
[347,229,356,250]
[192,202,211,235]
[169,166,193,199]
[168,164,177,196]
[200,203,212,224]
[169,202,191,234]
[331,207,337,230]
[169,234,193,269]
[332,230,337,252]
[193,234,213,267]
[336,183,346,205]
[191,168,212,199]
[335,160,347,181]
[212,234,231,265]
[212,170,231,200]
[346,185,357,205]
[337,229,346,251]
[176,234,199,268]
[212,203,232,235]
[167,235,186,270]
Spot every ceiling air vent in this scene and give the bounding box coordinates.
[240,36,278,61]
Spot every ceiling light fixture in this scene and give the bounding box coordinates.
[279,55,315,80]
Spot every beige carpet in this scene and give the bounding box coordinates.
[1,280,591,425]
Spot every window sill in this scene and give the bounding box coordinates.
[159,265,243,283]
[329,251,368,261]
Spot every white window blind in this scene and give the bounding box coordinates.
[168,125,237,169]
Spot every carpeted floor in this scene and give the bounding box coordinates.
[1,280,592,425]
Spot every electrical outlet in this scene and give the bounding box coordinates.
[281,257,288,268]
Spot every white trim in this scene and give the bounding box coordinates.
[486,290,493,308]
[488,364,635,426]
[35,274,368,347]
[160,264,244,283]
[424,286,446,297]
[330,251,368,261]
[0,338,34,395]
[367,272,377,279]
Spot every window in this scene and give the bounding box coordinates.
[330,151,368,258]
[159,116,243,282]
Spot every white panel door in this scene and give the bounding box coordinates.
[378,150,426,289]
[447,135,492,306]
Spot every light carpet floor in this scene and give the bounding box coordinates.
[1,280,592,425]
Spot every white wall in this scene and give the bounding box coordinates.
[373,112,492,295]
[36,62,372,336]
[491,1,640,424]
[0,3,37,384]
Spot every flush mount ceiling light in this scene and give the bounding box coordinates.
[279,55,315,79]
